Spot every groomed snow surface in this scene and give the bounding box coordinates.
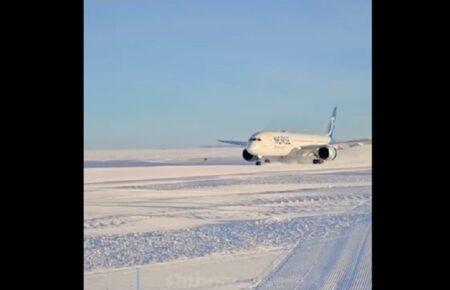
[84,145,371,289]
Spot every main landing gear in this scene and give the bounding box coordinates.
[256,159,270,166]
[312,159,324,164]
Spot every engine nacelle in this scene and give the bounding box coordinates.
[242,149,258,161]
[314,145,337,161]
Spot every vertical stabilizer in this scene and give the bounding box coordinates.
[326,107,337,139]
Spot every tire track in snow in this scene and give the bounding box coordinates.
[348,226,372,289]
[255,217,371,290]
[318,223,370,289]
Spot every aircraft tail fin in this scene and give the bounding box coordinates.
[326,107,337,139]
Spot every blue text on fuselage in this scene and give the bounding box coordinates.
[273,136,291,145]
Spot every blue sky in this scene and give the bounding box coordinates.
[85,0,371,149]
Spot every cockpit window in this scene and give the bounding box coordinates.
[250,138,262,141]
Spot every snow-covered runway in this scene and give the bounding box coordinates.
[84,145,371,289]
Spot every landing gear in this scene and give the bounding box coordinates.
[313,159,324,164]
[256,158,270,166]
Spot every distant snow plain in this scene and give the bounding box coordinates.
[84,145,371,290]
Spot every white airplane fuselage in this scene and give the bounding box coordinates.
[219,107,339,165]
[246,131,331,157]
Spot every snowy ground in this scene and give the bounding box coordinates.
[84,145,371,289]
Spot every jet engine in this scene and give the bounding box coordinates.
[242,149,258,161]
[314,145,337,161]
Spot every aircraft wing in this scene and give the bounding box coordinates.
[331,138,372,150]
[286,145,323,158]
[217,139,248,147]
[286,138,372,158]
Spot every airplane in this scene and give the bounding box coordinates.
[218,107,371,165]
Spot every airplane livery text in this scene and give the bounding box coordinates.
[273,136,291,145]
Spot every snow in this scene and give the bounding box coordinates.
[84,145,371,289]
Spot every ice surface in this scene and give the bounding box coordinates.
[84,145,371,289]
[85,213,369,271]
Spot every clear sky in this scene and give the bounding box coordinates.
[85,0,371,149]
